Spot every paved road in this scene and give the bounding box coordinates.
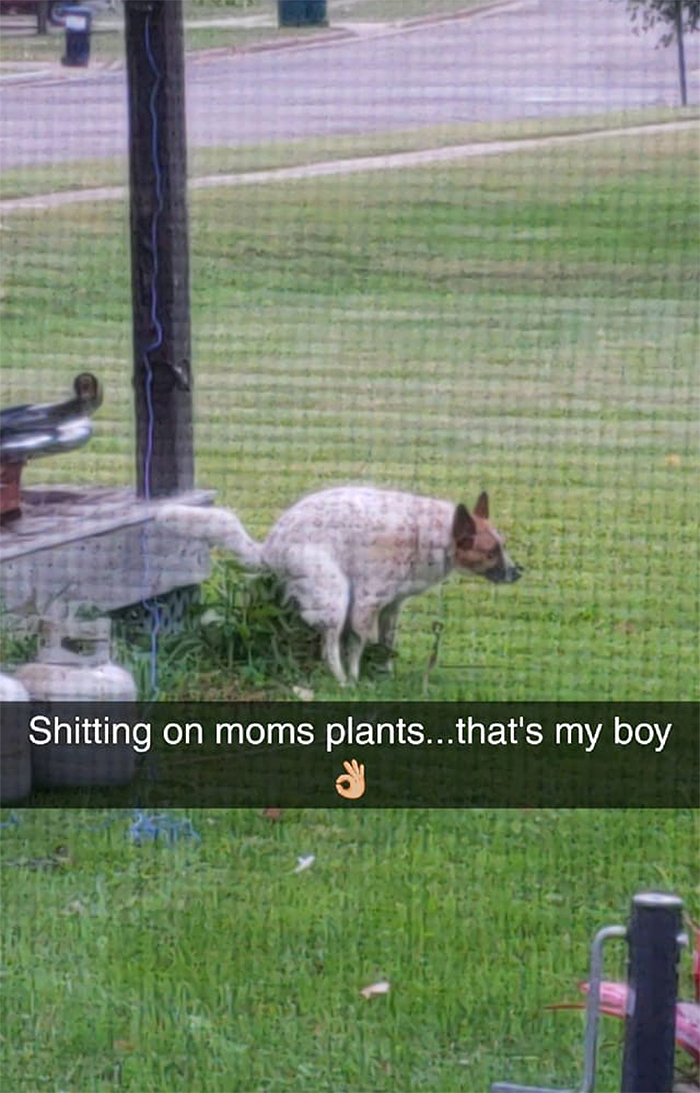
[1,0,697,170]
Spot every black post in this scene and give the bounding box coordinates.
[621,891,683,1093]
[675,0,688,107]
[124,0,194,498]
[37,0,49,35]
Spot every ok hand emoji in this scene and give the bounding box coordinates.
[335,758,366,800]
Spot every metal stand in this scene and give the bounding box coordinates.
[491,925,626,1093]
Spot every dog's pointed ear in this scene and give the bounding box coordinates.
[473,491,489,519]
[453,503,476,545]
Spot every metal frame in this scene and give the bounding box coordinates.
[491,925,626,1093]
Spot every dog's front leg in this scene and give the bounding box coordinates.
[322,628,347,686]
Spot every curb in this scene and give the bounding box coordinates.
[0,57,122,86]
[188,27,355,66]
[402,0,527,29]
[0,67,52,85]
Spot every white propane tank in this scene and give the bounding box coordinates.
[15,614,138,789]
[0,672,32,803]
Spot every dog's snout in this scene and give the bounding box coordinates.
[485,559,523,584]
[503,549,522,583]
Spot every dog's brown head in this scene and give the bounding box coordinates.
[452,492,522,584]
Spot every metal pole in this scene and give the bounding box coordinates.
[37,0,49,35]
[621,891,683,1093]
[675,0,688,107]
[124,0,194,498]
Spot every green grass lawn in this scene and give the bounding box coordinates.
[0,119,698,1092]
[2,122,697,701]
[1,808,697,1093]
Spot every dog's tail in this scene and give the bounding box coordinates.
[155,503,263,570]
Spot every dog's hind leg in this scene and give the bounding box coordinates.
[346,632,367,684]
[322,628,347,687]
[279,547,351,686]
[378,600,402,652]
[376,599,403,673]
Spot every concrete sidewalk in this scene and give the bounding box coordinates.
[2,119,694,217]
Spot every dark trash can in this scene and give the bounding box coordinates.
[277,0,328,27]
[61,6,92,67]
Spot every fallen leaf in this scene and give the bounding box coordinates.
[60,899,88,916]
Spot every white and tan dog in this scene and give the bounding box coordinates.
[156,487,521,685]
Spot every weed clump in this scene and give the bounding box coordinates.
[115,559,320,698]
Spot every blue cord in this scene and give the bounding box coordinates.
[143,11,164,497]
[128,810,201,846]
[140,10,165,696]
